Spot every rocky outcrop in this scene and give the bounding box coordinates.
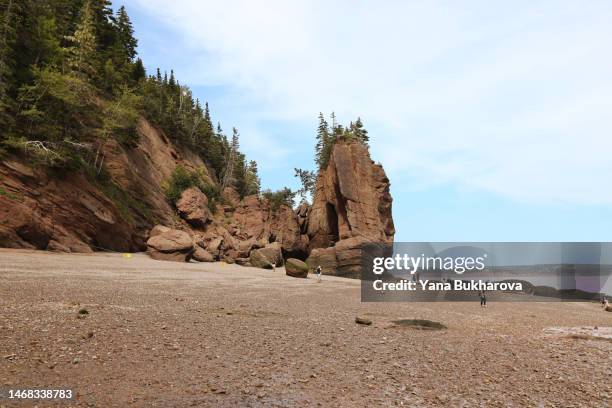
[231,196,307,258]
[176,187,210,227]
[192,246,214,262]
[249,242,283,269]
[146,227,194,262]
[0,118,210,253]
[306,247,337,275]
[0,119,394,271]
[285,258,309,278]
[305,139,394,277]
[307,139,394,249]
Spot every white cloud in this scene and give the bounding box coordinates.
[131,0,612,204]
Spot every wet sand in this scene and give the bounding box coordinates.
[0,249,610,407]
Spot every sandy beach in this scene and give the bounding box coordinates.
[1,249,611,407]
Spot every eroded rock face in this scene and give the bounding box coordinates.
[249,242,283,269]
[176,187,210,227]
[0,161,133,252]
[306,247,337,275]
[231,196,307,258]
[307,140,394,249]
[0,119,394,268]
[305,139,395,278]
[146,228,194,262]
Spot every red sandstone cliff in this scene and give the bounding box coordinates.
[0,123,394,275]
[305,138,394,277]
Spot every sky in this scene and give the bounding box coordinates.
[115,0,612,241]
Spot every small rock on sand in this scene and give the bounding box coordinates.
[355,316,372,325]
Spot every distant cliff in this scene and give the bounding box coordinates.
[0,126,394,272]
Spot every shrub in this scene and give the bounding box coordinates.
[163,165,220,211]
[261,187,296,212]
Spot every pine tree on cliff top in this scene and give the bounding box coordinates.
[315,112,331,169]
[65,0,98,78]
[116,6,137,62]
[0,0,18,130]
[352,117,368,143]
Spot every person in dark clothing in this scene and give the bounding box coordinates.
[479,290,487,307]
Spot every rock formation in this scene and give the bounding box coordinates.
[249,242,283,269]
[285,258,309,278]
[305,138,394,277]
[0,119,394,275]
[146,227,194,262]
[176,187,210,227]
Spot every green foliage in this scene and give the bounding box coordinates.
[98,85,142,145]
[0,0,260,209]
[244,160,261,196]
[261,187,296,211]
[115,6,137,61]
[163,165,198,203]
[314,112,370,169]
[65,0,98,79]
[294,168,316,201]
[163,165,220,212]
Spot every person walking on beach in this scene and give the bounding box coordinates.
[316,265,322,282]
[479,290,487,307]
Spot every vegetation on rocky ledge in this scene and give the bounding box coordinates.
[0,0,259,199]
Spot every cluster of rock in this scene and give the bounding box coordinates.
[145,184,301,269]
[0,116,394,279]
[145,138,395,279]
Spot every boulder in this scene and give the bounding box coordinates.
[192,246,214,262]
[257,242,283,266]
[149,225,170,238]
[306,247,337,275]
[285,258,309,278]
[235,257,251,266]
[249,249,273,269]
[238,239,256,257]
[146,228,194,262]
[268,204,308,258]
[206,237,223,257]
[176,187,210,227]
[296,202,309,233]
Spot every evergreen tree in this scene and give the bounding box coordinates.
[221,125,238,190]
[245,160,261,196]
[131,58,145,82]
[315,112,330,169]
[294,168,316,201]
[65,0,98,78]
[352,117,368,143]
[203,102,213,135]
[115,6,137,61]
[168,70,176,89]
[0,0,18,130]
[91,0,115,51]
[233,152,248,197]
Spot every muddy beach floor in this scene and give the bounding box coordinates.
[0,249,610,407]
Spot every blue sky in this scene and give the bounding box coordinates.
[115,1,612,241]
